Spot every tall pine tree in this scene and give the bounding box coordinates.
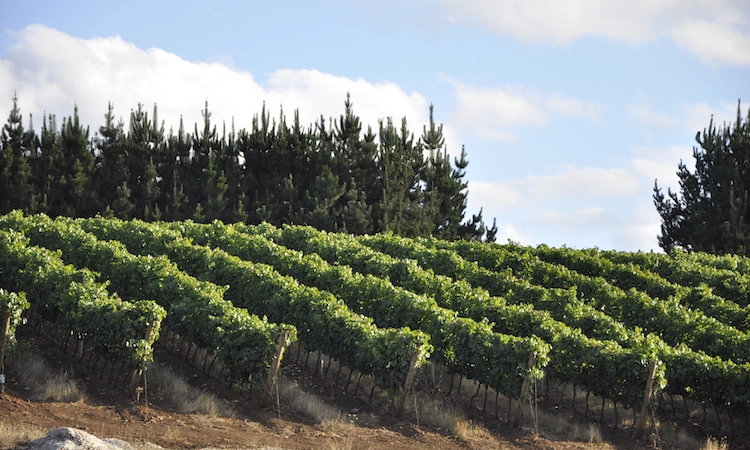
[654,101,750,254]
[0,95,36,213]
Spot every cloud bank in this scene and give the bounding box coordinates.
[467,143,695,251]
[435,0,750,66]
[444,77,601,141]
[0,25,434,138]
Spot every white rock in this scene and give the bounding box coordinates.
[25,427,135,450]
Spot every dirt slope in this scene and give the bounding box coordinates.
[0,327,652,450]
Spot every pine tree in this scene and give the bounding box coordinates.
[0,95,35,213]
[331,94,375,233]
[59,105,97,217]
[298,166,346,230]
[124,103,163,220]
[0,96,489,241]
[189,101,218,215]
[654,101,750,254]
[94,102,128,214]
[420,106,465,240]
[160,116,190,220]
[34,113,63,215]
[112,180,135,219]
[376,116,427,236]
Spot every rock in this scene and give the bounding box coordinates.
[25,427,135,450]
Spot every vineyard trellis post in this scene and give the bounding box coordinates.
[0,311,10,394]
[129,324,156,400]
[261,330,290,408]
[513,353,537,428]
[634,359,659,438]
[395,349,422,418]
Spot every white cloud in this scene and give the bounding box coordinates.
[529,207,616,229]
[0,25,434,142]
[627,103,679,128]
[495,222,533,245]
[467,162,661,250]
[683,101,743,136]
[447,79,545,142]
[468,165,641,215]
[517,166,641,200]
[434,0,750,66]
[436,0,667,44]
[444,78,600,141]
[630,145,693,191]
[616,204,663,252]
[670,18,750,67]
[545,93,602,121]
[468,180,524,210]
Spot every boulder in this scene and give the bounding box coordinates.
[25,427,135,450]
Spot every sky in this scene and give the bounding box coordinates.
[1,1,748,252]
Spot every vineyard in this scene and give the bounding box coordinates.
[2,211,750,442]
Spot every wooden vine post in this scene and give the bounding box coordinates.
[513,353,537,428]
[395,349,423,418]
[0,311,11,394]
[129,324,155,400]
[261,330,290,408]
[634,359,659,438]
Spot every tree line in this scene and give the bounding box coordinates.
[654,100,750,255]
[0,94,496,241]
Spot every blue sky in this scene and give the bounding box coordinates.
[2,0,749,251]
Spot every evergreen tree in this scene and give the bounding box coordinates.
[214,119,244,222]
[654,101,750,254]
[160,117,190,220]
[58,106,97,217]
[94,102,128,214]
[34,113,63,215]
[298,166,346,230]
[124,103,163,220]
[0,95,35,213]
[188,101,218,219]
[338,180,372,234]
[0,95,490,241]
[332,95,374,233]
[376,116,427,236]
[112,180,135,219]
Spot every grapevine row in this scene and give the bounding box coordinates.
[0,228,165,372]
[393,235,750,365]
[599,248,750,311]
[177,220,673,409]
[0,213,294,384]
[82,218,548,400]
[262,226,750,416]
[520,244,750,329]
[0,289,30,351]
[76,216,432,391]
[0,287,30,391]
[349,233,636,346]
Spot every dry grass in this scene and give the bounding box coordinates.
[673,430,705,450]
[42,373,83,402]
[144,363,235,417]
[8,351,84,402]
[0,421,47,449]
[703,437,729,450]
[453,418,495,441]
[324,436,357,450]
[10,350,50,387]
[407,394,463,432]
[277,376,344,424]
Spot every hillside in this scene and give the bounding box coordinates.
[2,212,748,448]
[1,325,648,450]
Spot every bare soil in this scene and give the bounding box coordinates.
[0,325,657,450]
